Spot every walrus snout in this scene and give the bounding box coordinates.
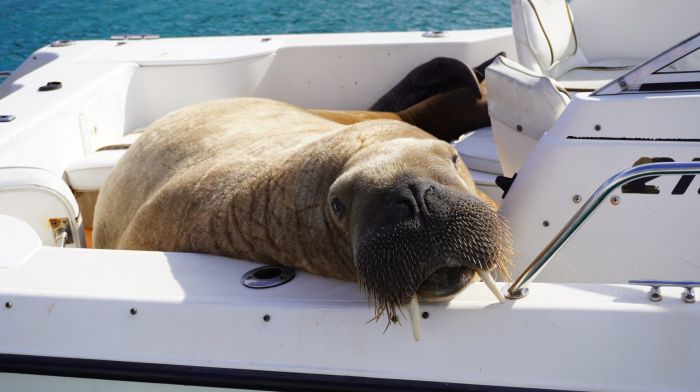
[354,180,512,319]
[381,181,434,222]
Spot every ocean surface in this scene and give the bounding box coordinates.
[1,0,511,72]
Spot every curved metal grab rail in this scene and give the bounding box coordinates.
[507,161,700,299]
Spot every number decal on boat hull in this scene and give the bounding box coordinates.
[623,157,700,194]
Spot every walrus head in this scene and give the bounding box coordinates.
[327,136,512,322]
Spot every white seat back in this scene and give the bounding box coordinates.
[0,167,84,247]
[486,56,570,177]
[511,0,585,78]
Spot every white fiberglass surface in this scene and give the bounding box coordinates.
[0,246,698,391]
[0,215,40,268]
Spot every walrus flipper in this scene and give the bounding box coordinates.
[369,57,481,112]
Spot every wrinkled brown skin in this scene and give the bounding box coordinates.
[94,98,507,308]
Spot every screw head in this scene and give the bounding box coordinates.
[5,301,12,309]
[516,124,523,132]
[263,314,271,322]
[130,307,138,315]
[610,195,621,205]
[542,220,550,227]
[572,194,582,203]
[683,288,695,303]
[421,312,430,319]
[594,124,602,131]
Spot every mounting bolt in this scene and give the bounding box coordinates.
[263,314,271,322]
[610,195,620,205]
[594,124,602,131]
[683,287,695,303]
[421,312,429,319]
[542,220,550,227]
[649,286,662,302]
[572,194,582,203]
[130,307,138,315]
[5,301,12,309]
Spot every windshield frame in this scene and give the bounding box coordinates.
[594,32,700,95]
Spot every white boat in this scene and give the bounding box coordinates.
[0,1,698,390]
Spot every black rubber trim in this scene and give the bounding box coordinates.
[567,136,700,142]
[639,81,700,92]
[0,353,562,392]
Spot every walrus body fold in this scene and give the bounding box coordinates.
[94,97,512,319]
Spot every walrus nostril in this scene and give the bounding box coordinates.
[387,182,434,219]
[388,187,419,219]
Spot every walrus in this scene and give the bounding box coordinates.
[93,97,512,338]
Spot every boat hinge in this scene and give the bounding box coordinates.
[49,217,73,247]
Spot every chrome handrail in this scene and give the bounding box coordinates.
[507,161,700,299]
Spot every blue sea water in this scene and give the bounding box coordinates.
[1,0,511,73]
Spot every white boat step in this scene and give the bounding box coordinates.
[454,126,502,175]
[65,133,141,192]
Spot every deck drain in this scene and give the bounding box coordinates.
[241,265,295,289]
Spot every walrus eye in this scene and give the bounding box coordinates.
[330,197,346,218]
[451,154,459,167]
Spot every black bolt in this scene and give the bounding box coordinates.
[5,302,12,309]
[516,125,523,132]
[594,124,602,131]
[542,220,550,227]
[263,314,271,322]
[421,312,429,319]
[130,307,138,315]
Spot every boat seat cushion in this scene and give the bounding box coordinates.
[65,133,141,192]
[452,127,503,203]
[511,0,643,91]
[557,59,640,91]
[454,126,502,175]
[486,56,571,176]
[486,56,570,140]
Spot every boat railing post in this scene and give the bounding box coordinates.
[506,161,700,300]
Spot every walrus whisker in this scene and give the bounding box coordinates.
[477,269,506,303]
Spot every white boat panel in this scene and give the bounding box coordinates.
[0,245,697,391]
[81,38,282,66]
[0,215,41,268]
[502,92,700,283]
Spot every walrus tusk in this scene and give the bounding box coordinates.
[408,294,421,341]
[477,270,506,303]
